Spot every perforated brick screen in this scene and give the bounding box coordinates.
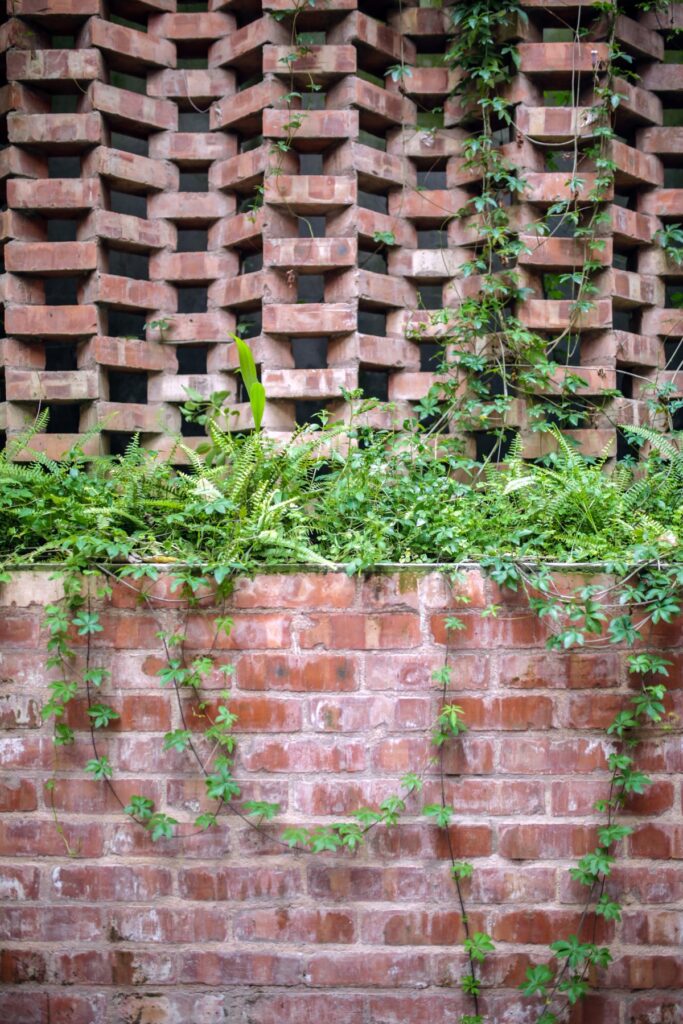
[0,0,681,458]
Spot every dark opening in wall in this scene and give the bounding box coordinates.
[420,343,442,372]
[177,345,208,374]
[613,193,635,210]
[44,343,77,372]
[417,169,447,189]
[239,134,263,152]
[359,250,387,274]
[178,112,210,132]
[418,229,448,249]
[612,249,638,272]
[297,275,325,303]
[296,400,328,426]
[177,229,208,252]
[475,429,515,462]
[50,95,79,113]
[110,72,147,95]
[107,310,147,338]
[237,313,261,340]
[108,432,137,457]
[45,404,81,433]
[177,56,209,70]
[616,370,634,400]
[359,368,388,401]
[51,35,75,47]
[111,132,149,157]
[241,253,263,273]
[617,427,640,462]
[664,168,683,188]
[358,190,388,214]
[551,334,581,366]
[298,216,326,238]
[665,339,683,370]
[47,220,78,242]
[108,371,148,404]
[44,278,80,305]
[111,13,147,31]
[177,287,208,314]
[107,249,149,280]
[181,417,207,437]
[358,129,386,152]
[300,155,324,174]
[179,171,209,192]
[416,285,443,310]
[292,337,328,369]
[358,309,386,336]
[109,190,147,218]
[48,157,80,179]
[613,310,640,333]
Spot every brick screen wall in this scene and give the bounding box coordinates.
[0,569,681,1022]
[1,1,683,458]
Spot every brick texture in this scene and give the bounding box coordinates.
[0,569,681,1022]
[0,3,679,456]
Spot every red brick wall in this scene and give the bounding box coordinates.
[0,569,681,1023]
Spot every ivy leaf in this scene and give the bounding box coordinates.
[88,703,120,729]
[243,800,280,821]
[195,813,217,830]
[71,612,103,635]
[400,772,423,794]
[85,757,113,780]
[53,723,75,746]
[520,963,554,996]
[124,795,154,820]
[163,729,192,753]
[558,975,589,1005]
[281,827,311,848]
[148,812,178,842]
[463,932,495,963]
[423,804,453,829]
[451,861,474,880]
[595,894,622,922]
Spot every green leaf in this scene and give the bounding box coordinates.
[124,795,154,820]
[163,729,192,753]
[243,800,280,821]
[423,803,453,829]
[85,756,113,780]
[463,932,495,963]
[148,812,178,841]
[88,703,120,728]
[520,963,554,996]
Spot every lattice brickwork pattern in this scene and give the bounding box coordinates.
[0,0,682,458]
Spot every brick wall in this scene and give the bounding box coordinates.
[0,569,681,1023]
[1,2,682,458]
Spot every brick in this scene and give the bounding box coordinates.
[5,240,97,275]
[299,612,420,650]
[79,17,176,69]
[79,210,170,251]
[264,174,356,213]
[51,864,172,901]
[7,47,104,84]
[8,179,101,215]
[211,80,287,133]
[6,298,98,335]
[263,303,355,336]
[148,68,234,104]
[8,112,103,151]
[82,146,177,192]
[87,81,177,133]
